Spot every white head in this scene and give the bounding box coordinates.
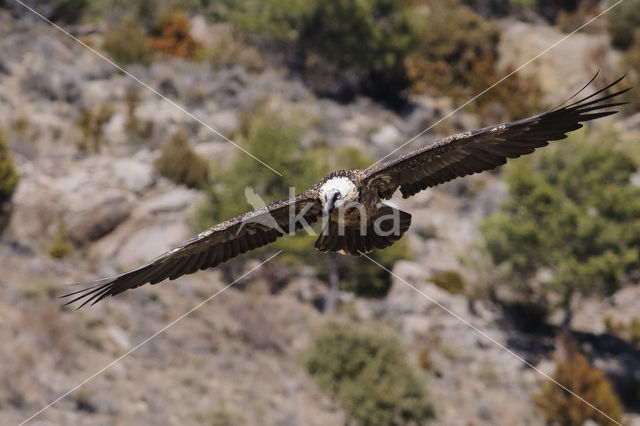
[319,177,359,214]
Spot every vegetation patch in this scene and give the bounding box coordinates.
[76,105,113,154]
[0,128,19,207]
[534,338,623,426]
[407,0,544,121]
[102,14,155,66]
[479,129,640,325]
[154,130,209,189]
[429,269,465,295]
[48,222,74,259]
[620,35,640,114]
[150,10,203,59]
[303,322,434,425]
[231,0,421,103]
[604,315,640,346]
[607,0,640,50]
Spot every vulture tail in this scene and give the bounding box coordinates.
[314,205,411,255]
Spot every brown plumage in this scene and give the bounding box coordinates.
[63,74,629,307]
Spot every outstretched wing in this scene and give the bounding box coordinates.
[62,191,321,307]
[362,75,629,199]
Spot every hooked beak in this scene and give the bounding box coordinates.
[323,189,341,214]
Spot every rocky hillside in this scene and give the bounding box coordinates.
[1,4,640,426]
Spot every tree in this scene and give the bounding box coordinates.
[231,0,421,103]
[480,129,640,326]
[534,337,623,426]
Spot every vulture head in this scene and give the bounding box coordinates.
[319,176,359,214]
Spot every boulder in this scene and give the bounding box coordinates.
[498,20,622,105]
[66,190,132,245]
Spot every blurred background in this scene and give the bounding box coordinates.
[0,0,639,424]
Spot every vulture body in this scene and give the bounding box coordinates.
[64,75,630,307]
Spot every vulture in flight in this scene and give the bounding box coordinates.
[64,75,629,307]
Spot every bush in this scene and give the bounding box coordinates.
[480,129,640,324]
[85,0,164,29]
[102,14,155,66]
[407,0,544,121]
[48,222,74,259]
[76,105,113,154]
[154,130,209,188]
[124,87,154,140]
[150,10,203,58]
[232,0,421,103]
[607,0,640,50]
[430,269,465,294]
[0,128,19,206]
[303,322,434,425]
[299,0,420,102]
[408,0,500,95]
[534,338,623,426]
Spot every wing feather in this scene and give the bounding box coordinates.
[62,191,321,307]
[363,75,629,199]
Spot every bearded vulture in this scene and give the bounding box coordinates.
[63,75,629,307]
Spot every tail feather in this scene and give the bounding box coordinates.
[315,205,411,255]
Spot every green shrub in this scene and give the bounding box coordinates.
[480,129,640,324]
[102,14,155,65]
[534,338,623,426]
[303,322,434,425]
[232,0,421,103]
[48,222,74,259]
[85,0,164,29]
[300,0,420,102]
[0,128,19,206]
[76,105,113,154]
[231,0,313,43]
[124,88,154,139]
[607,0,640,50]
[430,269,465,295]
[154,130,209,188]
